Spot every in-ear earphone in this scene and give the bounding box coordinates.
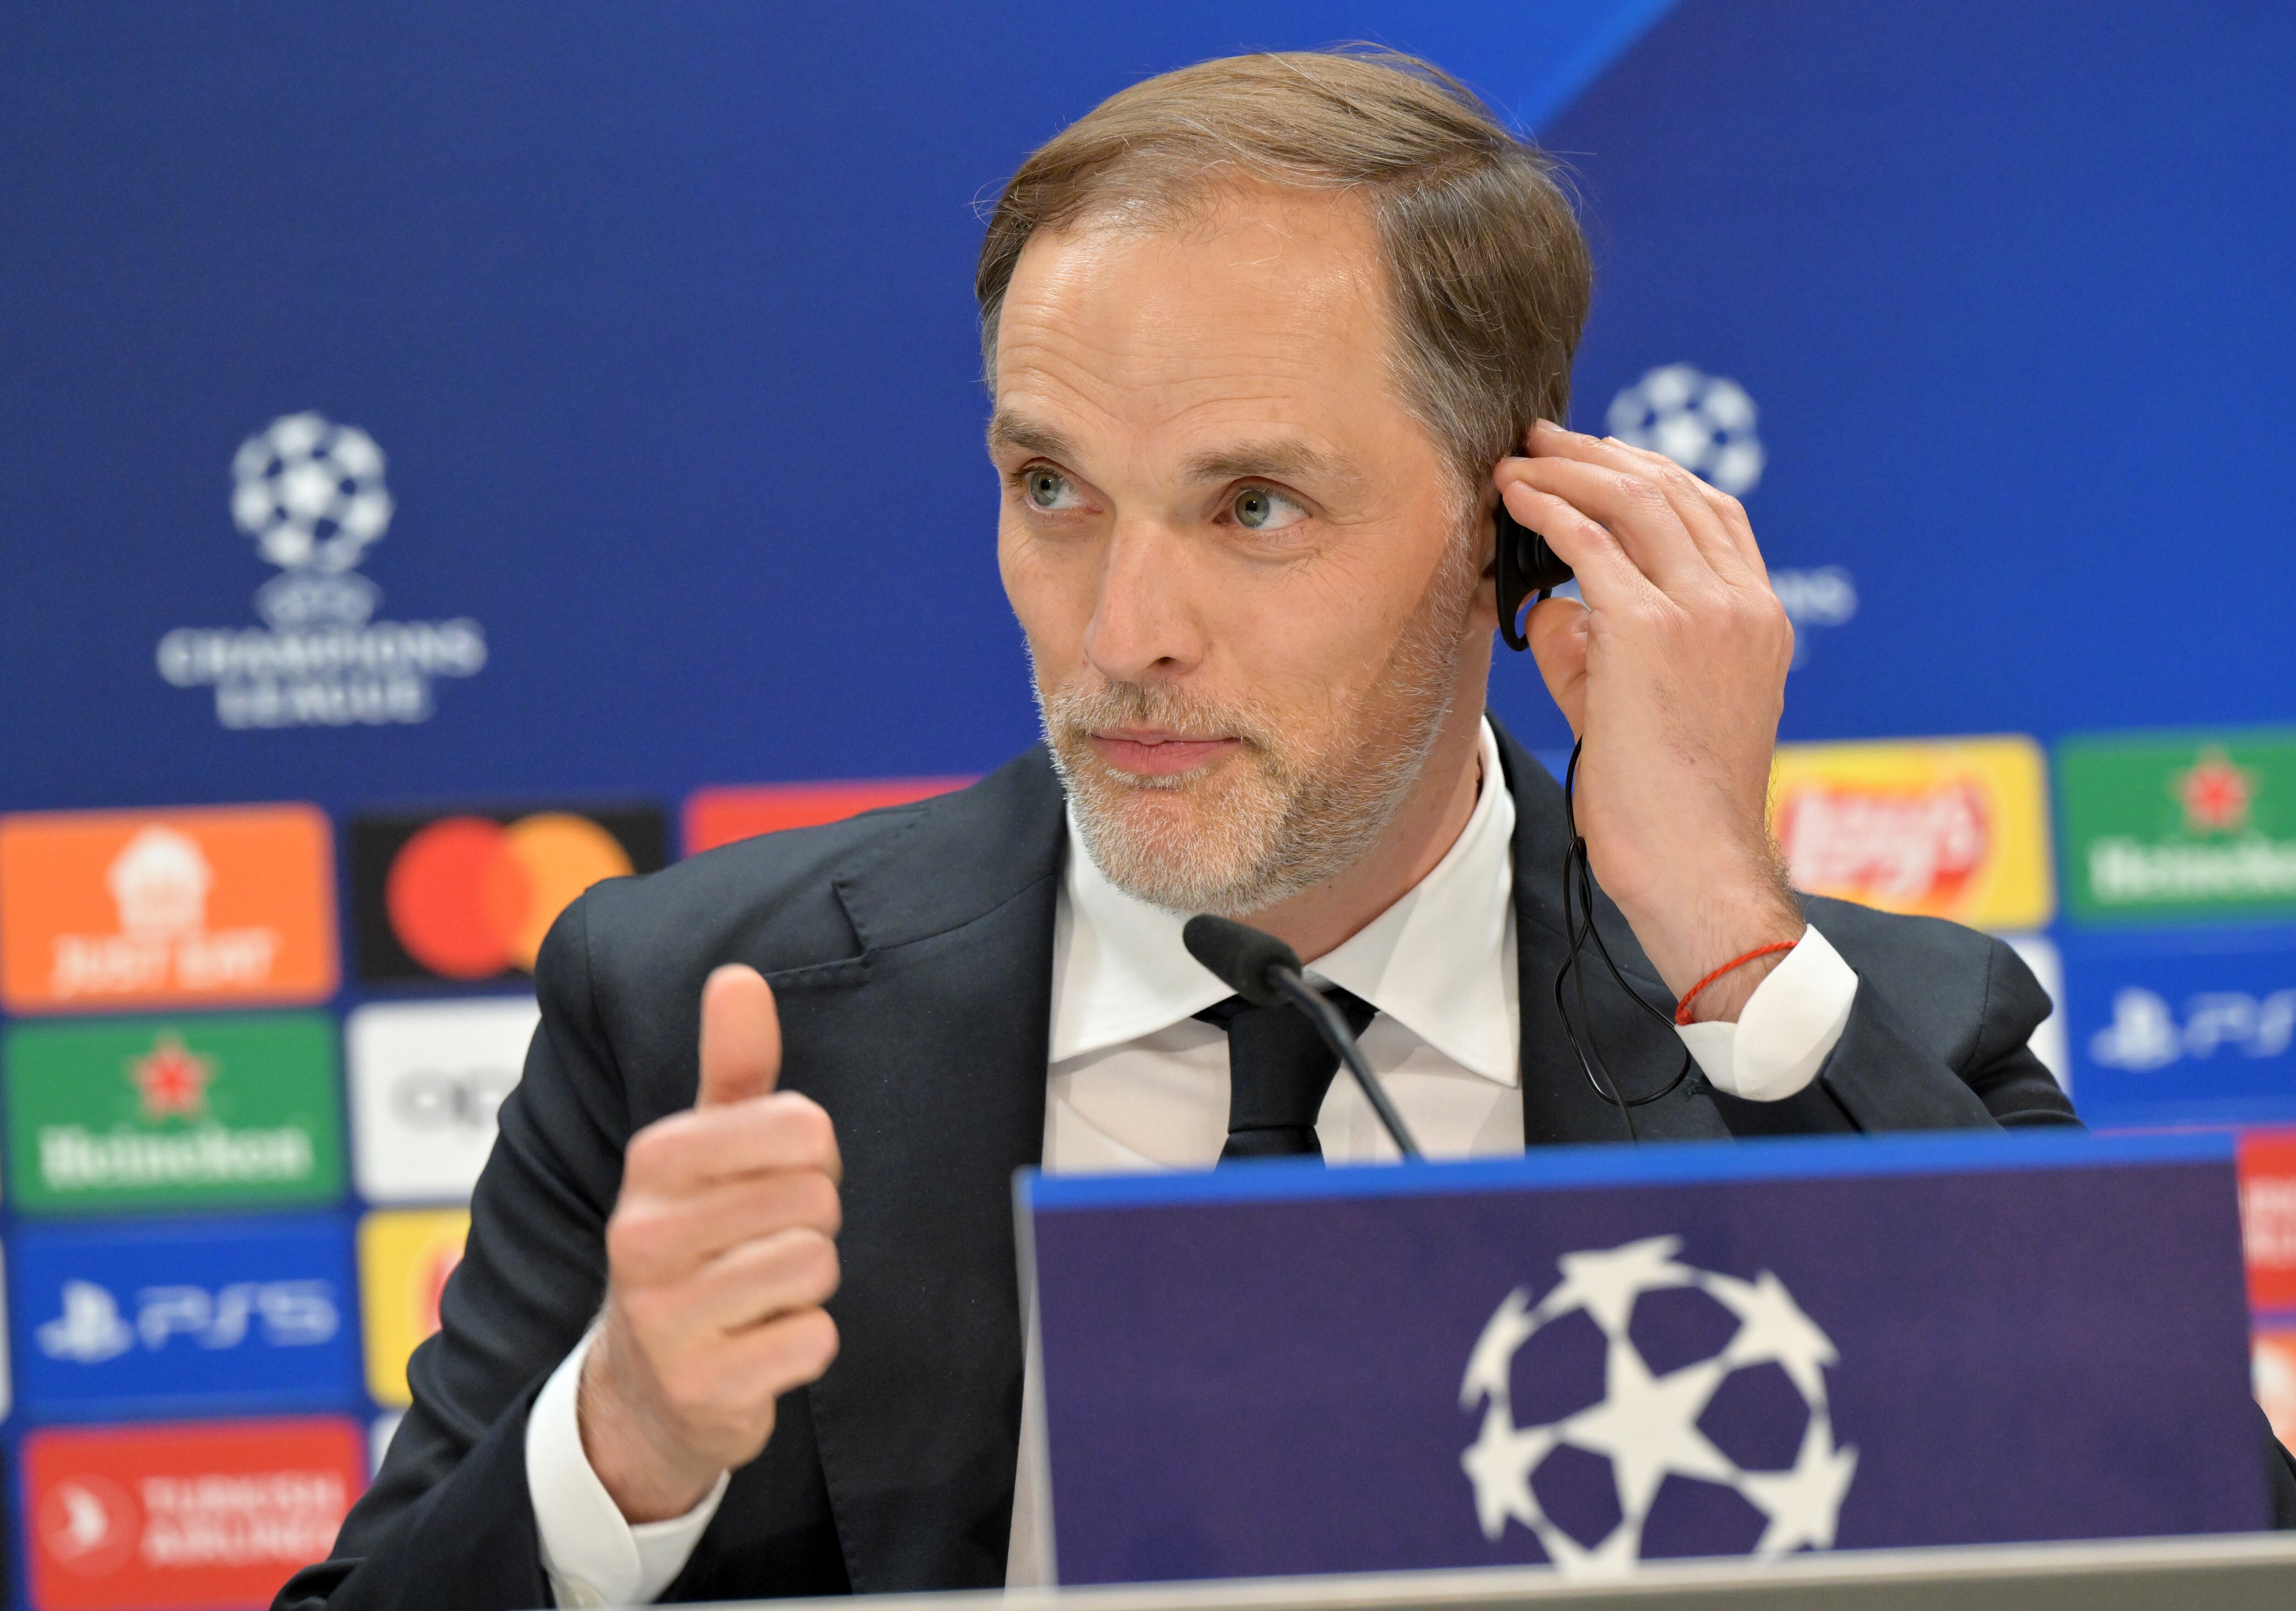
[1493,478,1573,651]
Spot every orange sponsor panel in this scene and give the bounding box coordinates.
[684,777,974,856]
[2240,1129,2296,1312]
[0,805,337,1014]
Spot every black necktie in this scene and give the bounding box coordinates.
[1195,986,1379,1162]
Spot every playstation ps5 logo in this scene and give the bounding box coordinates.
[1460,1236,1857,1577]
[156,412,486,728]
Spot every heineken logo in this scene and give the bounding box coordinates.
[131,1034,214,1122]
[3,1015,343,1214]
[2176,748,2257,836]
[2061,732,2296,922]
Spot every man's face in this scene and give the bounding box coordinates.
[990,186,1494,916]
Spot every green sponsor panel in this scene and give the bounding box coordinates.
[2,1012,344,1214]
[2059,729,2296,924]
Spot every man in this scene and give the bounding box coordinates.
[279,48,2290,1610]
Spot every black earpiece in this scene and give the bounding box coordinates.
[1494,474,1572,651]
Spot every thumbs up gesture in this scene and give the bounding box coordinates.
[580,965,844,1522]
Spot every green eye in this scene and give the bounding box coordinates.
[1027,470,1069,509]
[1232,486,1305,531]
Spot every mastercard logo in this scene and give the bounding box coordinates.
[351,805,666,985]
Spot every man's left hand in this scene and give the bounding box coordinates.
[1499,420,1802,1024]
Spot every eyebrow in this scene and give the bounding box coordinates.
[990,409,1356,495]
[985,410,1078,464]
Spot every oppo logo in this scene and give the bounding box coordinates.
[390,1066,518,1132]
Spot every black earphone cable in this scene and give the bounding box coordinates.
[1552,736,1698,1143]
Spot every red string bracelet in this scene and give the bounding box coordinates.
[1673,941,1799,1025]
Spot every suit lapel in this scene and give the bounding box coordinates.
[1491,718,1730,1144]
[768,748,1065,1592]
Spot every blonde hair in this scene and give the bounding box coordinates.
[975,47,1593,495]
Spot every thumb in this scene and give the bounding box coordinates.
[1525,595,1590,739]
[697,963,782,1109]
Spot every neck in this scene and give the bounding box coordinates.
[1240,692,1490,963]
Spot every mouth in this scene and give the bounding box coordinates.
[1084,729,1245,777]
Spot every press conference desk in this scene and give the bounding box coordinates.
[700,1533,2296,1611]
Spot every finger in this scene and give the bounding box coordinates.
[1523,597,1590,739]
[685,1227,842,1335]
[1511,451,1721,595]
[1593,433,1770,586]
[698,963,781,1109]
[625,1092,843,1191]
[607,1168,843,1285]
[1495,468,1649,608]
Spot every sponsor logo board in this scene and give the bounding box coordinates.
[2242,1131,2296,1313]
[0,806,337,1013]
[684,777,973,856]
[12,1217,358,1417]
[357,1209,468,1407]
[155,411,486,729]
[349,804,664,983]
[5,1015,344,1215]
[2066,946,2296,1129]
[1767,737,2054,929]
[23,1418,362,1611]
[346,997,534,1203]
[2059,731,2296,923]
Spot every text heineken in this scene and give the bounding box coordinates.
[2060,731,2296,923]
[3,1013,343,1214]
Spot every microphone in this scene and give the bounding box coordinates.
[1182,914,1424,1162]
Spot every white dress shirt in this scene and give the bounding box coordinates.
[527,717,1860,1604]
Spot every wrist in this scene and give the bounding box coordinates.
[1610,861,1804,1024]
[579,1320,722,1524]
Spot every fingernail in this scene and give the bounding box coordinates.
[1532,419,1563,434]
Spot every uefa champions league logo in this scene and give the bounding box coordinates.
[1606,365,1766,497]
[1460,1235,1857,1576]
[1604,364,1855,667]
[155,411,485,727]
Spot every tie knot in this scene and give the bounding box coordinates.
[1196,986,1377,1162]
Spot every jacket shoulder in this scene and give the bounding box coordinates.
[1801,894,2050,1070]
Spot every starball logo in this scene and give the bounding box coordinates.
[154,412,486,728]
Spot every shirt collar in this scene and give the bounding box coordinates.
[1049,715,1519,1086]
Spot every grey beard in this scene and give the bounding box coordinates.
[1033,535,1480,919]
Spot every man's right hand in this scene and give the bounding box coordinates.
[578,963,844,1522]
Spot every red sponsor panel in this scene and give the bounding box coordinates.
[2239,1129,2296,1312]
[683,777,973,855]
[23,1418,364,1611]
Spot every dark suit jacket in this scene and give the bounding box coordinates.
[279,721,2291,1609]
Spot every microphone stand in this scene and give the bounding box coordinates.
[1264,967,1424,1162]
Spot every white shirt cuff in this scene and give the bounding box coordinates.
[526,1324,730,1607]
[1674,925,1858,1103]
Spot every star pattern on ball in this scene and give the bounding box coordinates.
[1458,1235,1857,1578]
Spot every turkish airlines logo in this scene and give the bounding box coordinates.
[26,1419,365,1609]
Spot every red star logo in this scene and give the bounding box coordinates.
[129,1033,214,1121]
[2175,748,2257,836]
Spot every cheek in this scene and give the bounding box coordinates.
[998,515,1088,665]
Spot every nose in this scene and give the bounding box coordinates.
[1082,517,1207,687]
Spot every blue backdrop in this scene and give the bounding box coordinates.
[6,0,2289,814]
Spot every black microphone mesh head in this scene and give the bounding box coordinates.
[1182,915,1302,1008]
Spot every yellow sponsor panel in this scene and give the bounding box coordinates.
[1768,735,2054,930]
[359,1207,469,1407]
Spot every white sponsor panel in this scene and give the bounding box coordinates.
[2001,935,2070,1096]
[347,997,537,1203]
